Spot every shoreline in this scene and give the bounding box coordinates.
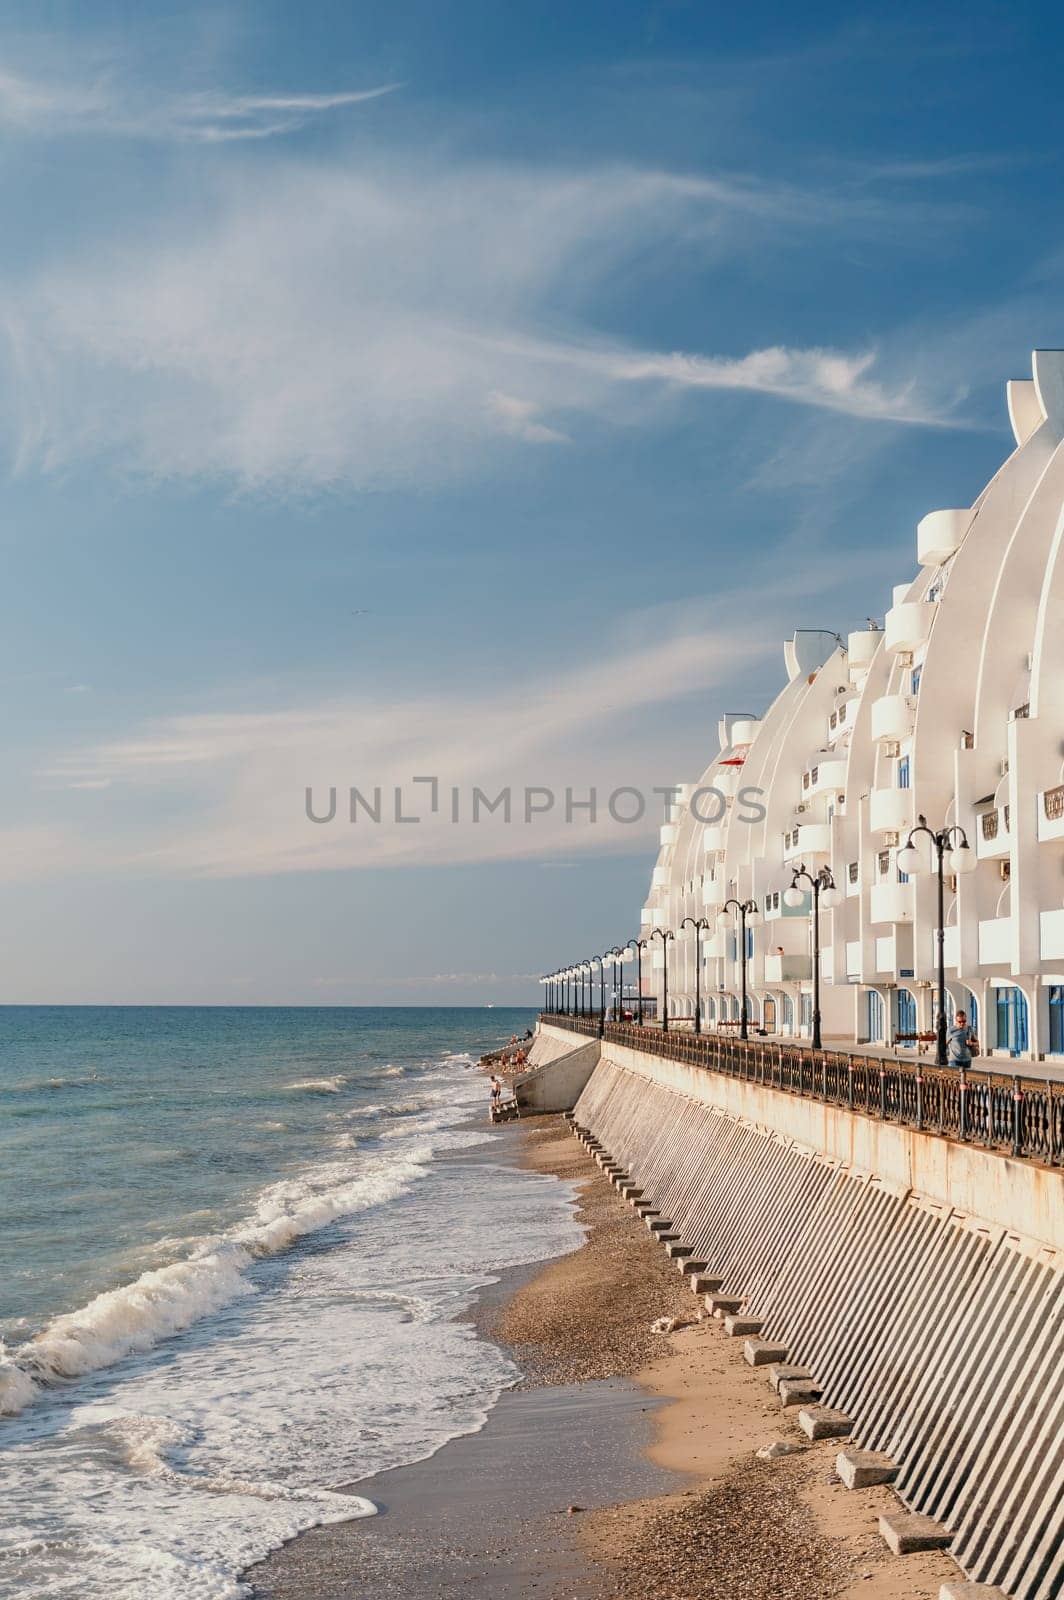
[248,1111,959,1600]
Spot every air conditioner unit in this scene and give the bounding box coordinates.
[999,860,1011,881]
[898,652,914,667]
[884,740,900,758]
[885,830,900,846]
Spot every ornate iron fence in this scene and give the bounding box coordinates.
[538,1014,1062,1165]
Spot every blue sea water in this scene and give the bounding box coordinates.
[0,1006,580,1599]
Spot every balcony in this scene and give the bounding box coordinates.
[870,694,916,743]
[869,880,914,924]
[1041,909,1064,962]
[978,917,1011,965]
[659,823,677,847]
[1039,784,1064,842]
[782,823,832,862]
[764,952,813,983]
[800,758,847,801]
[846,628,881,677]
[701,823,726,853]
[917,509,970,567]
[651,865,669,888]
[846,940,861,978]
[702,876,725,909]
[712,766,741,796]
[884,601,934,656]
[976,806,1010,860]
[729,718,760,746]
[869,786,914,834]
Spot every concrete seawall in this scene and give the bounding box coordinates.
[566,1032,1063,1599]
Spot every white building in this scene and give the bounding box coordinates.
[641,349,1064,1063]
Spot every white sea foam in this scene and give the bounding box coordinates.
[2,1146,433,1417]
[281,1075,346,1094]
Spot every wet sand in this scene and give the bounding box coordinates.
[248,1114,958,1600]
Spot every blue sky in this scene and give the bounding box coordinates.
[0,0,1060,1003]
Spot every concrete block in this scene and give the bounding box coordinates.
[657,1234,679,1246]
[878,1513,952,1555]
[647,1218,673,1233]
[691,1274,723,1294]
[665,1241,693,1259]
[766,1364,812,1393]
[836,1449,899,1489]
[778,1378,823,1408]
[724,1314,764,1337]
[744,1340,789,1367]
[939,1586,1010,1600]
[705,1293,743,1315]
[619,1185,642,1199]
[679,1259,707,1276]
[798,1406,852,1440]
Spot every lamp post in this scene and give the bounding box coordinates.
[634,938,649,1026]
[783,865,841,1051]
[718,898,761,1041]
[898,814,975,1066]
[680,916,710,1034]
[590,958,602,1027]
[649,927,675,1031]
[603,947,625,1023]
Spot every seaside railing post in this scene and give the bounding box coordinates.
[959,1066,968,1142]
[1013,1075,1024,1158]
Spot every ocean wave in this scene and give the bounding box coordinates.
[0,1148,433,1419]
[2,1072,106,1093]
[281,1075,346,1094]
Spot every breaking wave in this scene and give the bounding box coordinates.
[1,1147,432,1418]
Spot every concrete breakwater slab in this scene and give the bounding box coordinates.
[572,1049,1064,1600]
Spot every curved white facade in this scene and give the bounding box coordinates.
[641,349,1064,1064]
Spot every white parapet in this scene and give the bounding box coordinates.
[884,600,934,655]
[868,787,914,834]
[870,694,916,743]
[917,509,971,567]
[870,881,914,924]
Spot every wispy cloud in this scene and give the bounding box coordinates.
[0,65,397,141]
[0,160,970,491]
[26,602,778,882]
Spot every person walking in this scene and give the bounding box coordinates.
[946,1008,976,1064]
[489,1075,503,1118]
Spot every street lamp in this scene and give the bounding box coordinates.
[649,927,675,1031]
[897,813,975,1065]
[590,958,602,1025]
[783,864,841,1051]
[680,916,711,1034]
[603,946,626,1023]
[634,938,649,1026]
[717,898,761,1041]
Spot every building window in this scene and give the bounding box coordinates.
[800,993,812,1029]
[781,994,793,1030]
[745,927,753,958]
[1049,988,1064,1055]
[995,986,1029,1057]
[867,990,885,1043]
[897,756,911,789]
[897,988,917,1041]
[911,666,922,694]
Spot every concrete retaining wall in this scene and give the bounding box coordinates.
[526,1021,593,1068]
[575,1050,1064,1600]
[514,1039,601,1114]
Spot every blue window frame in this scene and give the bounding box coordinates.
[995,986,1029,1057]
[866,990,885,1043]
[897,989,917,1040]
[897,756,911,789]
[910,666,922,694]
[800,993,812,1028]
[967,993,979,1040]
[781,994,793,1028]
[1049,987,1064,1055]
[745,927,754,958]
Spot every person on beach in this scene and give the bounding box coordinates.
[489,1076,502,1116]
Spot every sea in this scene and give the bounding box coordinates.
[0,1006,582,1599]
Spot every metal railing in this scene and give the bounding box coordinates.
[539,1014,1062,1166]
[1044,784,1064,823]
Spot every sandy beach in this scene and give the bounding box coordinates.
[249,1112,959,1600]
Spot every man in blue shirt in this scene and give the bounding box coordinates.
[947,1009,975,1065]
